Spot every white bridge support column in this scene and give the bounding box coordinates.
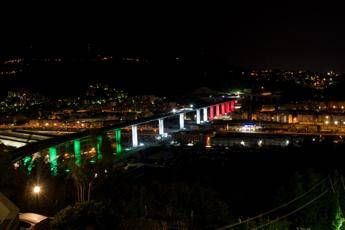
[196,109,201,124]
[158,119,164,135]
[203,107,208,122]
[131,125,138,147]
[179,113,185,129]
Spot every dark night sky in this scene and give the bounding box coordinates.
[1,3,345,95]
[1,4,345,71]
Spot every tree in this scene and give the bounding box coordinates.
[51,201,117,229]
[69,134,114,203]
[0,143,16,197]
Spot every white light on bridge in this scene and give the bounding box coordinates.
[258,140,263,147]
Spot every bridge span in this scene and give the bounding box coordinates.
[10,100,236,164]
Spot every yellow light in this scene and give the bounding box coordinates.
[33,185,41,194]
[335,121,339,125]
[325,120,329,125]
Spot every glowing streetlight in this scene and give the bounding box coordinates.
[33,185,41,195]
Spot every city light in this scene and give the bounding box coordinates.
[258,140,263,147]
[206,136,211,148]
[33,185,41,195]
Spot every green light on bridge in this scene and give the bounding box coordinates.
[74,140,81,166]
[23,156,33,175]
[97,135,103,160]
[115,129,122,154]
[49,147,58,176]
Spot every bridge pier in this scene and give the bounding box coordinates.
[158,119,164,135]
[209,106,214,120]
[49,147,58,176]
[97,135,103,160]
[74,140,81,166]
[216,104,220,117]
[230,101,235,112]
[179,113,185,129]
[131,125,138,147]
[225,102,230,113]
[203,107,208,122]
[115,129,122,154]
[196,109,201,124]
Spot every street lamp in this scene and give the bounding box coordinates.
[33,185,41,195]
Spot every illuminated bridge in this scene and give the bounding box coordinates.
[10,100,236,175]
